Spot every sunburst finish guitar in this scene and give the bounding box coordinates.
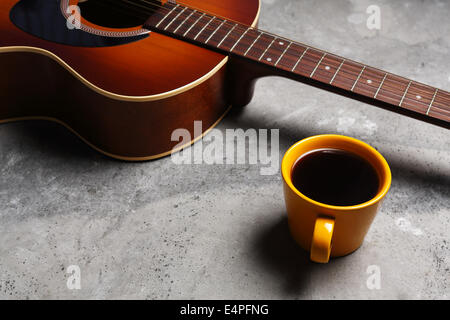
[1,0,449,160]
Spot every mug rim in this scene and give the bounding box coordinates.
[281,134,392,212]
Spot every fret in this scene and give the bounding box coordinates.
[402,81,434,114]
[331,60,363,91]
[183,13,205,37]
[399,80,412,107]
[173,9,196,34]
[217,26,248,52]
[433,89,450,107]
[230,28,249,52]
[164,6,188,31]
[427,89,439,115]
[353,67,386,97]
[205,19,227,44]
[244,32,262,56]
[260,38,290,65]
[143,2,449,127]
[310,53,327,77]
[164,7,192,34]
[155,4,179,28]
[330,59,345,84]
[276,43,308,71]
[274,42,292,66]
[217,23,238,48]
[293,48,325,77]
[245,33,275,59]
[291,47,309,72]
[311,55,344,84]
[374,74,387,98]
[207,20,236,48]
[258,38,276,61]
[175,11,202,36]
[397,83,431,114]
[351,66,366,92]
[193,15,215,40]
[376,75,410,106]
[230,28,260,55]
[429,90,450,121]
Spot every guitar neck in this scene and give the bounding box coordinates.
[144,2,450,129]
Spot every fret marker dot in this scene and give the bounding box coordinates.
[325,66,330,71]
[279,42,284,45]
[367,79,372,84]
[267,57,272,62]
[416,95,422,99]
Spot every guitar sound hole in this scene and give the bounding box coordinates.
[78,0,148,28]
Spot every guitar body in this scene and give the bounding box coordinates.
[0,0,260,160]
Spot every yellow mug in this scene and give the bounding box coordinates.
[281,135,391,263]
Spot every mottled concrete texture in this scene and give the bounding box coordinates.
[0,0,449,299]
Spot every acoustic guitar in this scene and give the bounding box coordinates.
[1,0,449,161]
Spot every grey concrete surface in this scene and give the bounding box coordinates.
[0,0,449,299]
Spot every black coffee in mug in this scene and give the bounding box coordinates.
[291,148,380,206]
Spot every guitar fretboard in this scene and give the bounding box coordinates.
[144,2,450,127]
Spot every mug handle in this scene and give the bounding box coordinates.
[310,216,335,263]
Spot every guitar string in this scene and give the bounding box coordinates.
[90,0,450,111]
[139,1,450,109]
[136,0,450,106]
[96,0,450,112]
[109,0,450,106]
